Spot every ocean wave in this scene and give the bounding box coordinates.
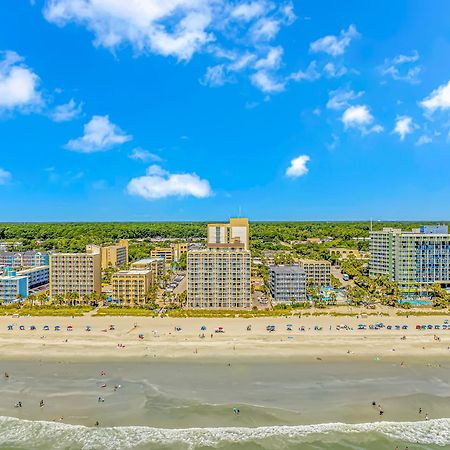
[0,416,449,449]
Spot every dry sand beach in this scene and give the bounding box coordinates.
[0,313,448,362]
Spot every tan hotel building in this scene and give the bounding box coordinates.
[188,218,251,309]
[111,269,152,305]
[299,259,331,287]
[49,252,101,298]
[86,240,128,270]
[207,218,250,250]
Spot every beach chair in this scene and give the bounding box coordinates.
[387,325,392,330]
[19,325,25,331]
[30,326,36,331]
[43,325,49,331]
[427,325,433,330]
[435,325,440,329]
[395,325,400,330]
[54,326,60,331]
[442,325,447,330]
[402,325,408,330]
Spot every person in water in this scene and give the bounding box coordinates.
[233,408,240,415]
[39,400,44,408]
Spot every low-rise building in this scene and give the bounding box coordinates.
[299,259,331,287]
[49,252,101,298]
[328,248,369,260]
[130,258,165,282]
[17,265,49,289]
[170,242,188,262]
[0,251,49,268]
[269,265,306,303]
[111,269,152,305]
[150,247,173,263]
[0,269,28,303]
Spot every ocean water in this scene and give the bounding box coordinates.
[0,359,448,449]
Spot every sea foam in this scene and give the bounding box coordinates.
[0,416,448,449]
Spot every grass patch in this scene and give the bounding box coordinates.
[0,306,93,317]
[93,307,158,317]
[396,310,449,317]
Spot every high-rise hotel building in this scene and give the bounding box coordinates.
[49,252,101,298]
[188,218,251,308]
[369,225,450,292]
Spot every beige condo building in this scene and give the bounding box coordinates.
[299,259,331,287]
[171,242,188,262]
[111,269,152,305]
[49,252,101,298]
[150,247,173,263]
[86,240,128,269]
[207,218,249,250]
[187,247,251,308]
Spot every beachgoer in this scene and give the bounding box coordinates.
[95,421,99,426]
[425,413,429,420]
[419,408,422,414]
[40,400,44,408]
[4,372,9,379]
[372,401,376,406]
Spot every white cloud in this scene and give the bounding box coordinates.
[394,116,414,141]
[250,70,285,93]
[200,64,230,86]
[65,115,132,153]
[416,135,432,146]
[51,98,82,122]
[286,154,310,178]
[380,50,421,83]
[129,147,162,162]
[0,168,12,185]
[0,51,42,112]
[309,24,359,57]
[326,87,364,110]
[127,165,212,199]
[254,46,283,70]
[250,17,280,41]
[231,1,269,21]
[289,61,320,82]
[342,104,383,134]
[420,80,450,114]
[323,62,347,78]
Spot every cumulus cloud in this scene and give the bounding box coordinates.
[231,1,270,21]
[65,115,132,153]
[416,135,432,146]
[341,105,383,134]
[129,147,162,162]
[323,62,347,78]
[309,24,359,57]
[286,155,310,178]
[127,165,212,199]
[394,116,414,141]
[250,70,285,93]
[420,80,450,114]
[0,51,42,112]
[0,168,12,185]
[44,0,296,93]
[380,50,421,84]
[51,98,82,122]
[326,87,364,110]
[289,61,320,82]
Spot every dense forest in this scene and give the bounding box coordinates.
[0,221,446,259]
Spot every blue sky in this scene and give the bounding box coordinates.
[1,0,450,221]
